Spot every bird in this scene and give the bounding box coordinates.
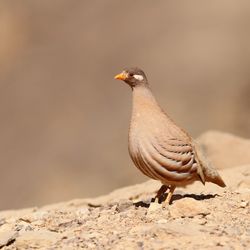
[114,67,226,205]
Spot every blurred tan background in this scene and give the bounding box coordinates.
[0,0,250,210]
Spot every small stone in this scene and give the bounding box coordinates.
[146,202,169,220]
[169,198,209,218]
[0,219,5,227]
[148,202,162,212]
[157,219,168,224]
[137,241,143,247]
[20,210,48,223]
[239,201,249,208]
[75,207,90,220]
[192,217,207,225]
[15,230,61,249]
[115,200,133,213]
[0,230,18,248]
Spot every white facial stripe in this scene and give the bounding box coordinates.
[133,74,144,81]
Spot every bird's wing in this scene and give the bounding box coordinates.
[135,133,199,183]
[152,136,197,173]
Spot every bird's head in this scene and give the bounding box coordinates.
[114,67,148,88]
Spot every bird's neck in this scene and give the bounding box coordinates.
[131,85,162,114]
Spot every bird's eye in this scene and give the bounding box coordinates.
[128,73,133,77]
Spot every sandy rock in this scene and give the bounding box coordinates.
[0,230,18,248]
[146,202,168,221]
[148,202,162,212]
[169,198,209,218]
[0,208,36,222]
[181,164,250,196]
[15,230,61,249]
[83,179,160,206]
[220,165,250,189]
[239,201,249,208]
[20,210,49,223]
[236,189,250,205]
[0,182,249,249]
[198,131,250,169]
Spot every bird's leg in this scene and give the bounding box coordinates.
[163,185,176,206]
[154,184,169,203]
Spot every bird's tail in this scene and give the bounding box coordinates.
[203,166,226,187]
[194,141,226,187]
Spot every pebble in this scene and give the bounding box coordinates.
[169,198,210,218]
[239,201,248,208]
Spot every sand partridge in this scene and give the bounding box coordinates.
[114,67,226,205]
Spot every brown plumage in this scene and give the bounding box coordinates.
[115,67,226,204]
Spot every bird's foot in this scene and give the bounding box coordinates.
[154,184,169,203]
[162,185,176,206]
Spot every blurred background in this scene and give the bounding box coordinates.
[0,0,250,210]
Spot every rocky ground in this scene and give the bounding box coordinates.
[0,131,250,249]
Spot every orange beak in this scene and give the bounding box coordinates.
[114,72,127,81]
